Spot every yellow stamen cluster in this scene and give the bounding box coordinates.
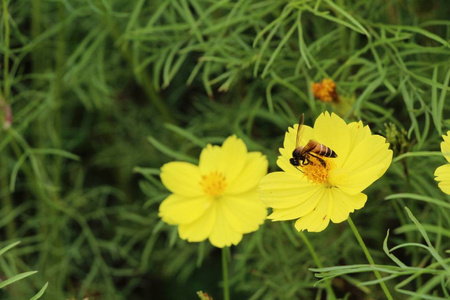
[311,78,339,103]
[200,171,227,197]
[302,158,334,186]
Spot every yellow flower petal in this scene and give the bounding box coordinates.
[160,135,268,247]
[280,124,314,168]
[441,131,450,163]
[209,204,243,248]
[159,194,212,225]
[199,135,248,182]
[160,162,203,197]
[277,154,303,175]
[341,134,391,172]
[312,112,351,164]
[347,121,372,146]
[282,124,299,154]
[438,181,450,195]
[259,172,317,209]
[329,189,367,223]
[294,189,331,232]
[264,183,324,221]
[435,164,450,195]
[334,120,370,167]
[332,134,392,194]
[220,191,267,234]
[266,188,322,221]
[227,152,268,194]
[198,144,221,173]
[178,204,216,242]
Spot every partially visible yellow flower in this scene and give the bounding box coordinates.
[434,131,450,195]
[259,112,392,232]
[159,136,268,248]
[311,79,339,103]
[197,291,213,300]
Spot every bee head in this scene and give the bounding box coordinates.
[290,157,300,166]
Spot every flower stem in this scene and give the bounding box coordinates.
[222,247,230,300]
[298,231,336,300]
[347,217,393,300]
[3,0,10,99]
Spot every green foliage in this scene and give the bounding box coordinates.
[0,0,449,299]
[0,242,48,299]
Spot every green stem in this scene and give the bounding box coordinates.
[298,232,336,300]
[221,247,230,300]
[3,0,10,99]
[347,217,393,300]
[1,0,16,242]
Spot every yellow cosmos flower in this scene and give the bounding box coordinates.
[311,78,339,103]
[159,136,268,248]
[259,112,392,232]
[434,131,450,195]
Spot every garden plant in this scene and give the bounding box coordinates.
[1,0,449,299]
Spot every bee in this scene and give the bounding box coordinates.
[290,113,337,168]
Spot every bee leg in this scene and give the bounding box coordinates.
[309,154,326,167]
[295,167,304,173]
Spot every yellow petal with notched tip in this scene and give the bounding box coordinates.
[438,181,450,195]
[219,190,267,234]
[227,152,268,194]
[178,204,217,242]
[332,134,392,195]
[312,112,350,165]
[259,172,317,209]
[294,189,331,232]
[159,194,212,225]
[329,189,367,223]
[199,136,248,183]
[199,144,221,174]
[209,203,243,247]
[160,162,203,197]
[435,163,450,195]
[441,131,450,163]
[267,188,322,221]
[283,124,298,152]
[218,135,248,182]
[347,121,372,149]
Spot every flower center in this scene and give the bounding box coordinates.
[302,158,334,186]
[200,171,227,197]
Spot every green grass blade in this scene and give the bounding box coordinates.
[29,282,49,300]
[0,271,38,289]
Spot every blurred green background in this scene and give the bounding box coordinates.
[1,0,449,299]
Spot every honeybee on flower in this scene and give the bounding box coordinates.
[259,112,393,232]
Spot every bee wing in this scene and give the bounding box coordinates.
[295,113,305,149]
[299,139,317,156]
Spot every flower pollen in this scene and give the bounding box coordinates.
[302,158,334,186]
[200,171,227,197]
